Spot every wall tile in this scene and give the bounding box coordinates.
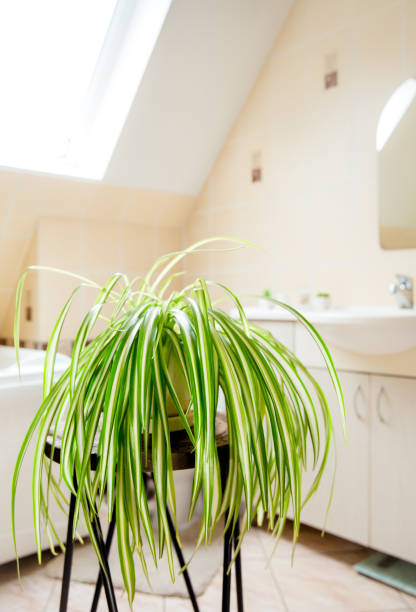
[155,195,196,228]
[37,271,83,339]
[124,189,195,228]
[5,174,51,237]
[193,182,211,213]
[155,225,182,258]
[43,177,97,218]
[270,46,310,125]
[37,217,82,270]
[121,188,159,226]
[122,224,156,277]
[210,208,245,273]
[271,0,312,53]
[188,208,212,237]
[2,201,37,238]
[308,0,355,37]
[85,183,131,220]
[0,171,20,234]
[404,0,416,73]
[239,201,276,270]
[228,60,272,141]
[0,289,13,327]
[83,219,123,273]
[353,0,400,20]
[0,235,30,289]
[354,1,403,113]
[208,142,241,208]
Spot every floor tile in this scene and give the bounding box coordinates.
[0,524,413,612]
[269,549,406,611]
[165,530,286,612]
[196,557,286,611]
[399,590,416,608]
[0,554,55,612]
[164,594,195,611]
[256,521,364,560]
[239,527,267,560]
[45,579,165,611]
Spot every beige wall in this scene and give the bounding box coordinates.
[0,171,192,342]
[1,216,183,344]
[185,0,416,308]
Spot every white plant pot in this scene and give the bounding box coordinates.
[258,298,274,310]
[312,295,332,311]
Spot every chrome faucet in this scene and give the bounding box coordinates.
[389,274,413,308]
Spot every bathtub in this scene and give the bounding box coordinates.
[0,346,70,564]
[0,346,218,564]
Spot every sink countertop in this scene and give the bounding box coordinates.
[233,305,416,323]
[231,306,416,356]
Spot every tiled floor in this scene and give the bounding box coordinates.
[1,522,415,611]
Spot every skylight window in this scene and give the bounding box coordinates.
[0,0,171,179]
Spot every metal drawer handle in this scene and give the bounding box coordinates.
[353,384,366,421]
[376,386,389,424]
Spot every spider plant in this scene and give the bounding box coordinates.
[11,238,344,605]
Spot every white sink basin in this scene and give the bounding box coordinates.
[238,306,416,355]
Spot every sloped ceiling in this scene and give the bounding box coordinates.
[105,0,293,195]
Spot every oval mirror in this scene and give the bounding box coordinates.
[378,78,416,249]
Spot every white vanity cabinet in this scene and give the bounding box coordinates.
[370,375,416,563]
[300,369,370,547]
[298,368,416,562]
[246,313,416,563]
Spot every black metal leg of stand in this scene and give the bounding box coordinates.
[59,491,76,612]
[220,451,232,612]
[234,517,244,612]
[166,507,200,612]
[90,510,118,612]
[90,501,117,612]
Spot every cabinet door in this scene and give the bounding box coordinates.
[300,369,370,546]
[370,375,416,563]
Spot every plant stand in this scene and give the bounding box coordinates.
[44,414,244,612]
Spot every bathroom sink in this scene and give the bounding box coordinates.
[237,306,416,355]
